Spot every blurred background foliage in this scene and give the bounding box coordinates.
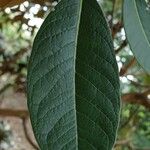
[0,0,150,149]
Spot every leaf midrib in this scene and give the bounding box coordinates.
[74,0,83,149]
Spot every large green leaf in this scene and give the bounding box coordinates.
[27,0,120,149]
[123,0,150,73]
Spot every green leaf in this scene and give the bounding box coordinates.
[123,0,150,73]
[27,0,120,149]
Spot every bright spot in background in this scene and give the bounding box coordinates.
[116,56,123,71]
[118,62,122,71]
[127,75,134,80]
[28,18,43,28]
[121,28,126,40]
[5,8,11,13]
[20,4,26,11]
[22,24,28,30]
[23,1,29,7]
[29,6,39,14]
[121,57,126,63]
[52,1,58,6]
[116,56,120,61]
[43,6,48,11]
[120,76,128,83]
[22,2,44,28]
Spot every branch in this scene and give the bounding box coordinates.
[120,106,139,129]
[110,0,116,29]
[115,139,150,150]
[120,58,136,76]
[115,40,127,54]
[0,109,29,118]
[115,139,130,146]
[128,79,150,88]
[0,47,29,76]
[22,117,39,150]
[112,21,123,38]
[0,83,13,94]
[0,108,39,149]
[122,90,150,109]
[143,89,150,96]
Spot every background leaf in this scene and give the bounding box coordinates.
[27,0,120,149]
[123,0,150,73]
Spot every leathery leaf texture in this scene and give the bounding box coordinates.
[123,0,150,73]
[27,0,120,149]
